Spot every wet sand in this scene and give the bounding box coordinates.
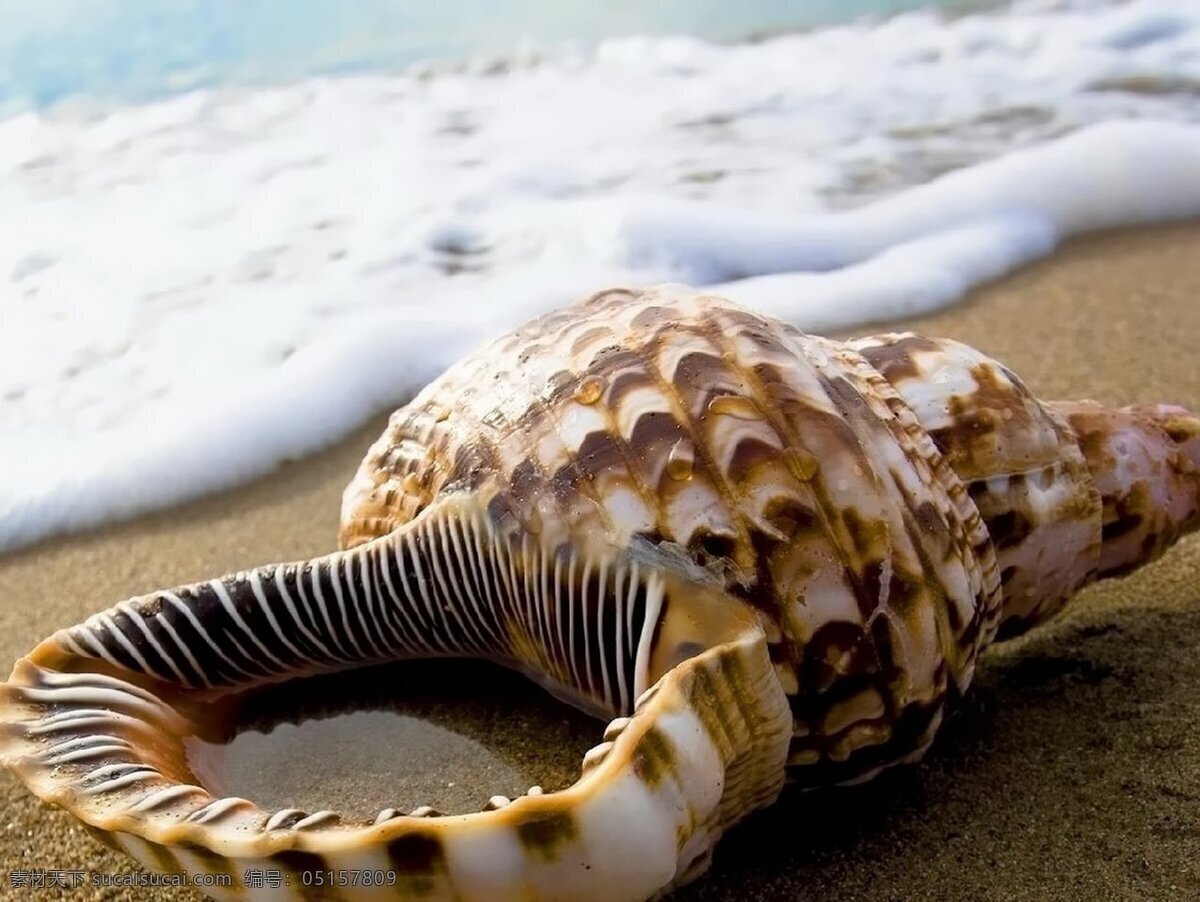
[2,223,1199,900]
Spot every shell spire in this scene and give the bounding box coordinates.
[853,333,1200,637]
[1052,402,1200,578]
[3,286,1198,900]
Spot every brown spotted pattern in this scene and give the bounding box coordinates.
[852,333,1104,637]
[1049,401,1200,580]
[853,334,1200,641]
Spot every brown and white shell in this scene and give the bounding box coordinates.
[2,286,1198,900]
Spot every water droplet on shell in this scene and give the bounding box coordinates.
[574,376,604,405]
[783,447,820,482]
[706,395,759,420]
[666,439,695,481]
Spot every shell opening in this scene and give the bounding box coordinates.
[1,623,790,900]
[182,658,598,822]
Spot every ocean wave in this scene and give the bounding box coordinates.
[2,0,1199,551]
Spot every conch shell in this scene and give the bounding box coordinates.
[2,286,1197,900]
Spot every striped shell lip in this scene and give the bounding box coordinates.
[0,496,793,900]
[0,654,712,882]
[0,623,789,901]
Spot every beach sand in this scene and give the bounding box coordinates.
[3,222,1199,900]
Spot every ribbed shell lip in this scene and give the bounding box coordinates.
[0,615,792,901]
[0,487,794,899]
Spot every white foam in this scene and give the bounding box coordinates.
[2,0,1200,551]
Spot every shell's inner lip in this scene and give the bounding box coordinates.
[182,658,599,819]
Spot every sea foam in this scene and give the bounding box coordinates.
[2,0,1200,551]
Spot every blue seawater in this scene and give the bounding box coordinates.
[0,0,992,113]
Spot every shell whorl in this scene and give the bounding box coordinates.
[342,286,1005,784]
